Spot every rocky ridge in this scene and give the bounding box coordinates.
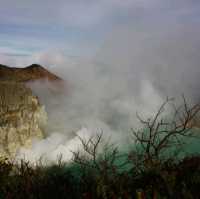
[0,64,61,82]
[0,64,61,159]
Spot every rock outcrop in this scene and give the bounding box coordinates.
[0,82,47,158]
[0,63,64,159]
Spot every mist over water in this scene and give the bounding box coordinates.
[16,25,200,164]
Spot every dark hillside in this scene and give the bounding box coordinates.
[0,64,62,82]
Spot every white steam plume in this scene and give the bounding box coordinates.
[16,24,200,164]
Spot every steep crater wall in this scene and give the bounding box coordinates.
[0,82,47,158]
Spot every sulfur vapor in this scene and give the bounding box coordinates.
[16,24,200,164]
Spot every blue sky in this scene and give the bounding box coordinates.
[0,0,200,66]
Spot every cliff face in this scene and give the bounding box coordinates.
[0,64,63,159]
[0,82,47,158]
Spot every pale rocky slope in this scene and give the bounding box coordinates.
[0,64,64,159]
[0,82,47,158]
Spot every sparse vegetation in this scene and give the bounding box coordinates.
[0,98,199,199]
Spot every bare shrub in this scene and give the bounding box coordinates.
[130,96,200,168]
[71,131,129,198]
